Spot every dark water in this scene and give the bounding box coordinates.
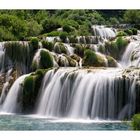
[0,114,131,130]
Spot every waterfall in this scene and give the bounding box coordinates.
[0,74,29,113]
[120,42,139,67]
[92,25,116,39]
[37,68,136,120]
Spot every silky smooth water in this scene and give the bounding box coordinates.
[0,114,131,130]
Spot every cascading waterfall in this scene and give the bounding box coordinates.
[121,42,140,67]
[92,25,116,39]
[37,68,137,120]
[0,25,140,121]
[0,74,29,113]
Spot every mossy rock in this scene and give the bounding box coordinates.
[22,69,47,113]
[54,42,67,54]
[68,36,78,43]
[32,49,54,70]
[105,37,129,60]
[42,40,54,51]
[83,49,106,67]
[74,44,85,57]
[132,114,140,130]
[64,55,77,67]
[59,32,68,43]
[117,31,127,37]
[70,54,80,62]
[106,56,118,67]
[58,55,69,67]
[29,37,39,50]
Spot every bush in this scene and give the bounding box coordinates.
[29,37,39,51]
[54,42,67,54]
[105,37,129,59]
[42,40,54,51]
[0,27,16,41]
[47,31,60,36]
[131,28,138,35]
[132,114,140,130]
[117,31,127,37]
[68,36,78,43]
[42,18,61,33]
[83,49,106,67]
[74,44,85,57]
[40,50,54,69]
[60,32,68,42]
[63,25,73,33]
[124,29,133,35]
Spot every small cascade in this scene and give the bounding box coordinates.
[0,74,29,113]
[37,68,137,120]
[64,44,74,55]
[92,25,116,39]
[120,42,139,67]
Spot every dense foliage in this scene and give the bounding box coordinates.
[0,10,140,41]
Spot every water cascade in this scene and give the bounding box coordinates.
[92,25,116,39]
[37,68,137,120]
[1,74,29,113]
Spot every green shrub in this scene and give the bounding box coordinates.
[63,25,73,33]
[47,31,60,36]
[83,49,106,67]
[124,29,133,35]
[29,37,39,51]
[40,50,54,69]
[131,28,138,35]
[68,36,77,43]
[42,40,54,51]
[42,18,61,33]
[60,32,68,42]
[117,31,127,37]
[54,43,67,54]
[74,44,85,57]
[132,114,140,130]
[105,37,129,60]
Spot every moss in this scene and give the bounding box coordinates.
[60,32,68,42]
[68,36,77,43]
[70,54,80,62]
[132,114,140,130]
[54,42,67,54]
[83,49,106,67]
[117,31,127,37]
[40,50,54,69]
[22,69,47,113]
[124,29,133,35]
[42,40,54,51]
[74,44,85,57]
[105,37,129,60]
[4,42,33,73]
[106,56,117,67]
[29,37,39,50]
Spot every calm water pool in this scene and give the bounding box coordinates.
[0,114,131,130]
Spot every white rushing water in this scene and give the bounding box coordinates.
[37,68,136,120]
[0,74,29,113]
[92,25,116,39]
